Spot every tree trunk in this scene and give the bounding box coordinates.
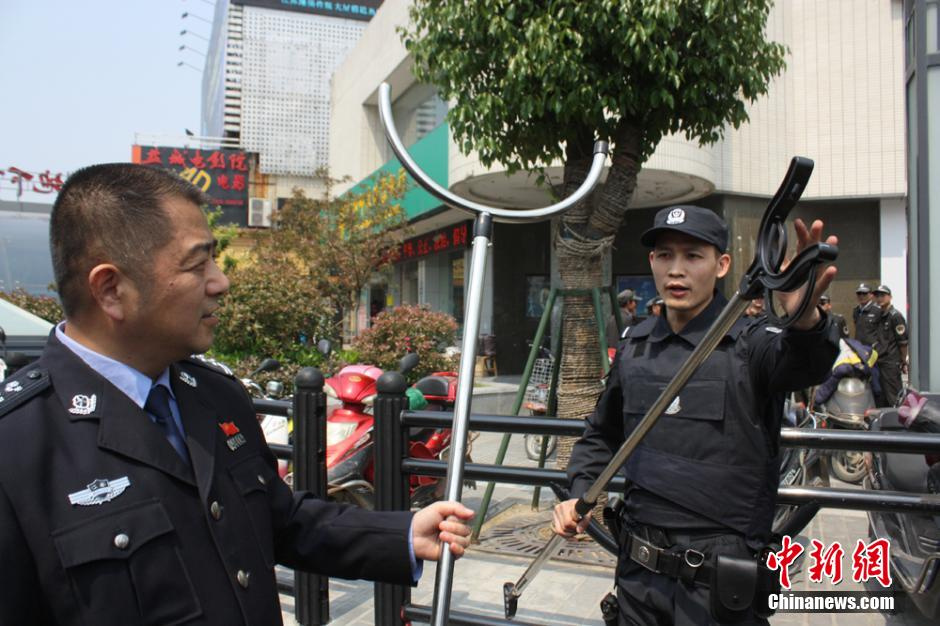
[553,121,644,510]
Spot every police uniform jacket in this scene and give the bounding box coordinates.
[854,301,881,348]
[568,292,840,549]
[873,305,908,363]
[0,333,414,626]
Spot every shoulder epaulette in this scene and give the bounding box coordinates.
[186,354,236,378]
[0,368,51,418]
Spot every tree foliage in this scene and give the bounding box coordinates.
[211,170,409,363]
[403,0,785,172]
[267,170,410,331]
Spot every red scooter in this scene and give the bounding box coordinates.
[323,347,465,508]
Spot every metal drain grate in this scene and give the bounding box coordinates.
[476,510,616,568]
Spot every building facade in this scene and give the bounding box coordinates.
[201,0,381,221]
[331,0,909,373]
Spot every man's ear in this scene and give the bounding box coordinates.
[716,252,732,279]
[87,264,129,321]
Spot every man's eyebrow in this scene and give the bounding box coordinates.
[181,240,215,264]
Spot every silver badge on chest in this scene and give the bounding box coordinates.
[179,371,197,387]
[68,476,131,506]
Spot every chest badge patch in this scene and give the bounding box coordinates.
[220,421,247,451]
[179,371,197,387]
[665,396,682,415]
[68,394,97,415]
[68,476,131,506]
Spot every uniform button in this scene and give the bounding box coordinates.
[257,474,266,486]
[210,501,223,520]
[114,533,130,550]
[27,370,41,380]
[236,570,250,589]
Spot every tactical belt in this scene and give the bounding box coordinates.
[626,532,714,586]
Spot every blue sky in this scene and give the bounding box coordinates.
[0,1,206,203]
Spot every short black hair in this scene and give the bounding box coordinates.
[51,163,207,317]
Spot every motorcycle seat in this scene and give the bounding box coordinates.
[884,451,929,493]
[415,376,451,398]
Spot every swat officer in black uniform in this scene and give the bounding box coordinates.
[553,205,839,625]
[872,284,909,406]
[853,283,880,346]
[0,164,473,626]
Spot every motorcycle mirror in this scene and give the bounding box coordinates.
[250,357,281,377]
[398,352,419,375]
[316,338,332,357]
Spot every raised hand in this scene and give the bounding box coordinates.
[775,218,838,330]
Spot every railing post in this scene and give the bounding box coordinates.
[293,367,329,625]
[374,371,411,626]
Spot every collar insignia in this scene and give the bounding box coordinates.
[68,476,130,506]
[68,394,97,415]
[179,371,197,387]
[665,396,681,415]
[666,208,686,225]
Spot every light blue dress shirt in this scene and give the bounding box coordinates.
[56,323,184,436]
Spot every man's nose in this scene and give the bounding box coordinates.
[207,259,230,295]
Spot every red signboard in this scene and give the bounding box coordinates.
[132,145,249,208]
[0,167,66,197]
[399,221,471,261]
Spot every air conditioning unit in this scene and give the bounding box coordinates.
[248,197,272,227]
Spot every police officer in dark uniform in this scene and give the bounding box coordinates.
[607,289,640,349]
[0,164,473,626]
[553,205,839,625]
[853,283,880,346]
[819,294,849,338]
[872,284,909,406]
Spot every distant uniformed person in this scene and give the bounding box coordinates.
[872,284,909,406]
[646,295,664,317]
[553,205,840,624]
[853,282,880,346]
[0,164,473,625]
[606,288,640,349]
[819,293,849,338]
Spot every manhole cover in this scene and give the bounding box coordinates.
[476,509,616,568]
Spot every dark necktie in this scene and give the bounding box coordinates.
[145,384,190,465]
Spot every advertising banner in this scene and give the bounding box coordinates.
[132,145,249,209]
[235,0,381,21]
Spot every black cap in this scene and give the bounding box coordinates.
[855,283,872,294]
[819,294,831,304]
[640,205,728,252]
[873,284,891,295]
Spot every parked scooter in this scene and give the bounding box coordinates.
[323,346,424,508]
[865,389,940,619]
[773,397,828,534]
[814,339,880,483]
[240,357,292,480]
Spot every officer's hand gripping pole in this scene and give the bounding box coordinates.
[502,156,838,619]
[378,83,609,626]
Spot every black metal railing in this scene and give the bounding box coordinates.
[259,372,940,625]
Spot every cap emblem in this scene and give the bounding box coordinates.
[666,208,686,225]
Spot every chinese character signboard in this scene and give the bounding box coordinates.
[399,221,471,262]
[0,167,65,197]
[235,0,382,22]
[132,145,249,210]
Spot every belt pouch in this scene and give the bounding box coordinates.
[709,555,758,623]
[602,497,625,546]
[752,558,781,618]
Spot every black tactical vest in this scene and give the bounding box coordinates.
[618,312,781,547]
